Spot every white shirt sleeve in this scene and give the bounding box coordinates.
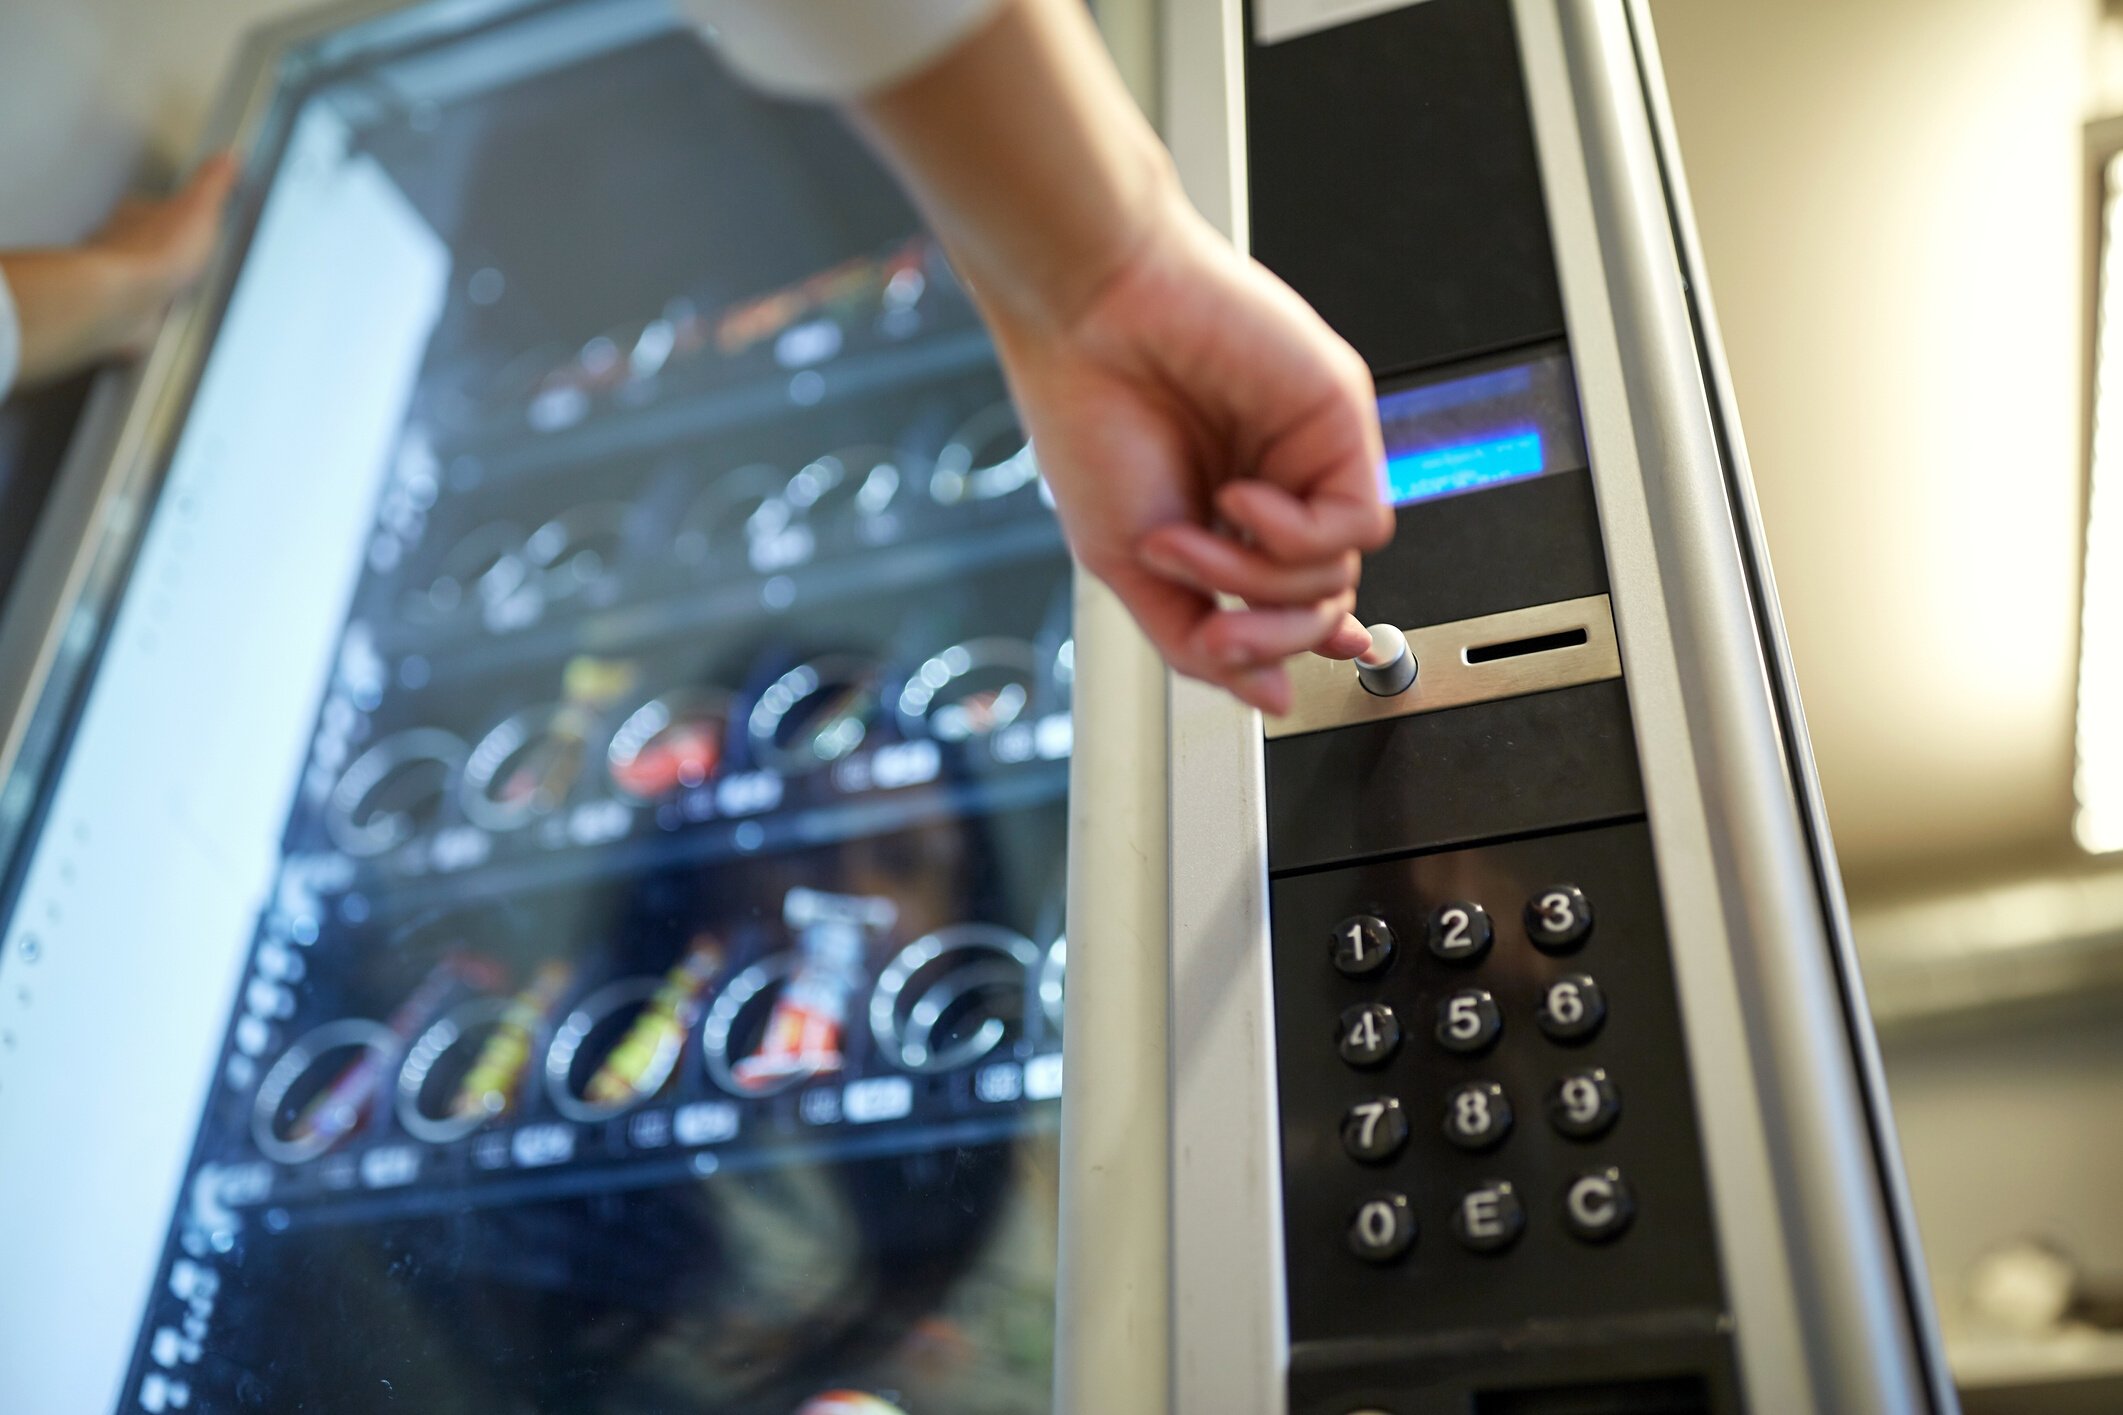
[0,264,20,402]
[672,0,1006,99]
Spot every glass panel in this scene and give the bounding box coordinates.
[0,8,1069,1413]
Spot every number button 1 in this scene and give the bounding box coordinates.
[1549,1067,1621,1139]
[1442,1080,1513,1151]
[1426,902,1493,963]
[1330,915,1396,978]
[1537,973,1607,1041]
[1526,884,1593,952]
[1342,1096,1410,1163]
[1434,987,1502,1054]
[1338,1002,1401,1068]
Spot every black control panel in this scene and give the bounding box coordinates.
[1248,0,1745,1408]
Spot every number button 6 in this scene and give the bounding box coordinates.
[1537,973,1607,1042]
[1426,901,1493,963]
[1434,987,1502,1055]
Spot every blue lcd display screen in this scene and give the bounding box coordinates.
[1377,348,1586,506]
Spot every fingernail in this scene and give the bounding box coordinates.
[1140,546,1192,584]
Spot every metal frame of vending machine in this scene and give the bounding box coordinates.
[1086,1,1964,1413]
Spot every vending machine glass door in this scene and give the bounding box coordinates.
[0,5,1070,1413]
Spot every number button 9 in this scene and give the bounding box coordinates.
[1426,902,1493,963]
[1525,884,1593,952]
[1341,1096,1410,1163]
[1433,987,1501,1055]
[1329,915,1396,978]
[1337,1002,1402,1068]
[1537,973,1607,1042]
[1549,1067,1621,1139]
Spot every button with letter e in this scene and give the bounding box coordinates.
[1564,1167,1636,1242]
[1452,1180,1526,1252]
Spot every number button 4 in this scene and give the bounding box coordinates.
[1342,1096,1410,1163]
[1338,1002,1402,1068]
[1434,987,1501,1055]
[1549,1067,1621,1139]
[1330,915,1396,978]
[1442,1080,1513,1151]
[1426,901,1493,963]
[1526,884,1593,953]
[1537,973,1607,1042]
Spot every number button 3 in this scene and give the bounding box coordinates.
[1426,902,1493,964]
[1526,884,1593,953]
[1330,915,1396,978]
[1342,1096,1410,1163]
[1434,987,1501,1054]
[1338,1002,1402,1068]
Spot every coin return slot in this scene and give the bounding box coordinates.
[1463,626,1589,665]
[1473,1375,1710,1415]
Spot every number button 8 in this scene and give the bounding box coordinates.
[1433,987,1502,1055]
[1525,884,1593,952]
[1426,901,1493,963]
[1442,1080,1513,1151]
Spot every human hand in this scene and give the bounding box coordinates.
[981,181,1392,714]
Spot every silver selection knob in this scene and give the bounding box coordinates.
[1355,623,1417,697]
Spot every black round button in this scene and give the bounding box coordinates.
[1451,1180,1527,1252]
[1442,1080,1513,1151]
[1341,1096,1410,1163]
[1537,973,1607,1042]
[1330,915,1396,978]
[1525,884,1593,952]
[1549,1067,1621,1139]
[1347,1191,1417,1263]
[1563,1168,1636,1242]
[1338,1002,1402,1068]
[1425,901,1493,963]
[1433,987,1502,1054]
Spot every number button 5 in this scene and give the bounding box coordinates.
[1426,902,1493,963]
[1338,1002,1402,1068]
[1434,987,1502,1055]
[1526,884,1593,952]
[1342,1096,1410,1163]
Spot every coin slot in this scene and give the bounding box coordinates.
[1462,626,1589,665]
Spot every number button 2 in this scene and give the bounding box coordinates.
[1537,973,1606,1041]
[1525,884,1593,952]
[1426,902,1493,963]
[1329,915,1396,978]
[1342,1096,1410,1163]
[1434,987,1502,1055]
[1337,1002,1402,1068]
[1442,1080,1513,1151]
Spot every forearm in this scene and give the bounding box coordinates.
[0,249,145,389]
[851,0,1176,333]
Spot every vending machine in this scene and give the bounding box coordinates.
[0,2,1956,1414]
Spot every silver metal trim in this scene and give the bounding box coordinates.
[1263,593,1622,740]
[249,1018,396,1165]
[1162,1,1288,1411]
[1520,2,1944,1410]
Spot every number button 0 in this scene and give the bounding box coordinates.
[1442,1080,1513,1151]
[1526,884,1593,952]
[1537,973,1607,1042]
[1549,1067,1621,1139]
[1347,1191,1417,1263]
[1434,988,1502,1055]
[1426,902,1493,963]
[1342,1096,1410,1163]
[1330,915,1396,978]
[1338,1002,1402,1068]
